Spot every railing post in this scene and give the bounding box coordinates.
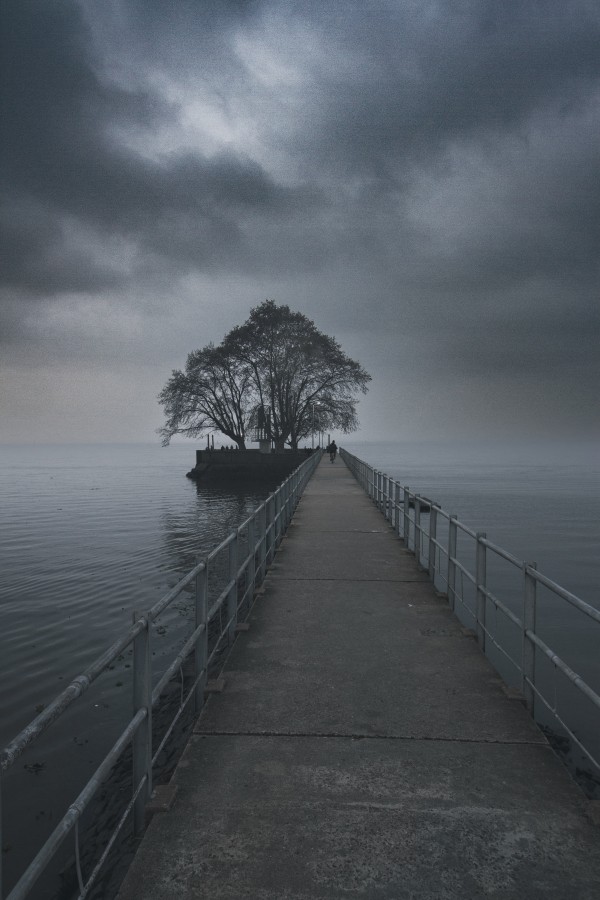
[276,490,283,547]
[194,563,208,714]
[447,515,457,610]
[269,494,275,558]
[382,475,388,519]
[285,478,291,527]
[395,483,401,537]
[265,497,273,564]
[523,562,537,713]
[132,611,152,835]
[281,481,287,531]
[414,496,421,565]
[277,488,283,541]
[284,479,291,529]
[428,505,438,581]
[247,518,256,600]
[259,504,267,582]
[476,533,487,651]
[227,531,238,643]
[403,487,410,549]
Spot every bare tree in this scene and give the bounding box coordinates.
[159,301,371,450]
[222,300,371,449]
[159,344,254,448]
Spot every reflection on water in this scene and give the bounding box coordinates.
[0,443,285,897]
[0,444,282,745]
[1,440,598,896]
[159,479,263,576]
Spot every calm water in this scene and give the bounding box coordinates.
[344,439,599,609]
[344,438,600,795]
[0,443,285,897]
[0,443,283,745]
[1,439,598,895]
[1,438,598,740]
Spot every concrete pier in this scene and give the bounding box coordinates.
[118,457,600,899]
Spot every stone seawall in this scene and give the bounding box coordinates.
[187,448,315,481]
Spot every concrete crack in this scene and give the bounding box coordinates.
[194,729,547,746]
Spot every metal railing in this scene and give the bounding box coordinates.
[341,448,600,779]
[0,450,321,900]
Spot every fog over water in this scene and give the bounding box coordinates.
[1,1,599,446]
[1,438,597,749]
[0,439,598,895]
[344,437,599,606]
[0,442,285,897]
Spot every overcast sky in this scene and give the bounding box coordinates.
[1,0,598,446]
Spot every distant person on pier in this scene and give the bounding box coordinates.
[328,440,337,463]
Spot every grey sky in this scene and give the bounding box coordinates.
[1,0,598,444]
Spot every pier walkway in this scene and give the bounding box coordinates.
[118,457,600,899]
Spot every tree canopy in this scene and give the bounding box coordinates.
[159,300,371,449]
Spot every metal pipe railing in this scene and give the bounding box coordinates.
[0,449,322,900]
[341,447,600,780]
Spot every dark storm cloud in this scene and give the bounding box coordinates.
[280,0,600,173]
[0,0,598,440]
[0,0,323,306]
[282,0,600,317]
[0,0,163,297]
[444,291,599,376]
[2,144,323,293]
[0,198,126,295]
[3,0,599,295]
[270,0,600,311]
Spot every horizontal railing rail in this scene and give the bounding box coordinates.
[0,450,322,900]
[341,447,600,781]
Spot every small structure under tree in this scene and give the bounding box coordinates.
[159,300,371,450]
